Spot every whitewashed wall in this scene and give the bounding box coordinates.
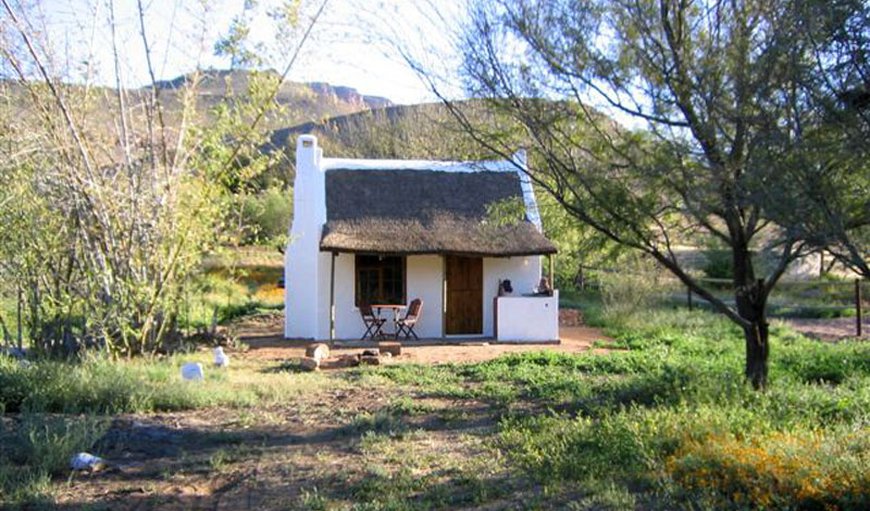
[482,256,542,337]
[330,254,443,340]
[293,253,543,341]
[496,292,559,342]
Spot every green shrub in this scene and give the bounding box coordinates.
[776,337,870,385]
[241,186,292,245]
[702,249,733,280]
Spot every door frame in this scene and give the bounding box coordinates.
[442,255,485,337]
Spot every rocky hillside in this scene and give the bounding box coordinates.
[269,100,499,160]
[1,69,393,135]
[153,69,392,127]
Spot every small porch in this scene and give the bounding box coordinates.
[321,251,559,343]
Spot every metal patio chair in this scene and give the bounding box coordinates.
[395,298,423,341]
[359,304,387,341]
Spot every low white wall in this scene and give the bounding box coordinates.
[496,291,559,342]
[482,256,542,337]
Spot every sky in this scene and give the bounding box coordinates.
[30,0,463,105]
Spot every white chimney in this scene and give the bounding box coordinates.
[285,135,329,340]
[513,148,543,232]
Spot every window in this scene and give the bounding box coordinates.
[355,255,405,306]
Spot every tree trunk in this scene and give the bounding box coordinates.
[733,246,770,389]
[743,319,769,389]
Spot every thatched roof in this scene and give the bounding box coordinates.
[320,168,557,256]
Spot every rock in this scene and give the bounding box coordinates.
[0,347,26,359]
[321,354,362,370]
[559,309,584,327]
[305,343,330,361]
[340,354,361,367]
[181,362,204,381]
[213,346,230,367]
[71,452,106,472]
[360,355,380,365]
[361,349,379,357]
[380,351,392,358]
[378,342,401,356]
[299,356,320,371]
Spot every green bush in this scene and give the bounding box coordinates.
[241,186,292,245]
[702,249,733,279]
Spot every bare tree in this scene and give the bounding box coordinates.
[0,0,328,356]
[412,0,870,388]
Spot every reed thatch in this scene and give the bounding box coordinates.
[320,168,557,256]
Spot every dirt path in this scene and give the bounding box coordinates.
[48,313,610,509]
[53,384,503,510]
[781,317,866,341]
[231,313,611,365]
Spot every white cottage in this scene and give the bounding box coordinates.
[284,135,559,342]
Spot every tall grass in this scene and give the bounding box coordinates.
[0,352,334,415]
[0,414,108,507]
[373,307,870,509]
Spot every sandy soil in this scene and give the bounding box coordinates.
[231,313,612,366]
[782,317,866,341]
[50,385,501,510]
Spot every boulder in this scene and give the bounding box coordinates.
[299,356,320,371]
[70,452,106,472]
[181,362,204,381]
[213,346,230,367]
[305,343,330,361]
[378,342,401,356]
[359,355,381,366]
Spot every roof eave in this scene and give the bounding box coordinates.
[319,245,558,257]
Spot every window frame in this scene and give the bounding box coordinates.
[354,254,407,307]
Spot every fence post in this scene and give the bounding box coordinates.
[856,279,863,337]
[687,287,693,311]
[16,284,22,350]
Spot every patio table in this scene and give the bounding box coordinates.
[372,304,407,338]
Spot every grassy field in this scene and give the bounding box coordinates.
[1,300,868,509]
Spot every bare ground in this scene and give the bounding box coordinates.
[53,385,507,510]
[781,317,866,341]
[231,312,612,366]
[45,313,612,510]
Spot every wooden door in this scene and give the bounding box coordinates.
[445,256,483,335]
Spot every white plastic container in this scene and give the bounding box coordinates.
[181,362,204,381]
[71,452,104,471]
[214,347,230,367]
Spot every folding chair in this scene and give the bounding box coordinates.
[395,299,423,341]
[359,304,386,341]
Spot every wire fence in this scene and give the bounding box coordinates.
[683,278,866,337]
[572,266,866,338]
